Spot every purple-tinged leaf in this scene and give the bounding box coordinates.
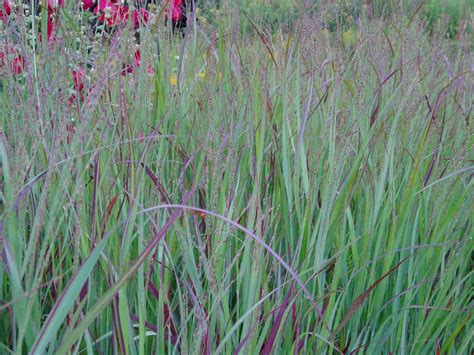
[261,289,292,355]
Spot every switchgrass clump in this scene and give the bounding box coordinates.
[0,1,472,354]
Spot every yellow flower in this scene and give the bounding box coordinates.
[198,70,206,79]
[169,74,178,86]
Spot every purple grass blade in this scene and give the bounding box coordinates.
[261,289,292,355]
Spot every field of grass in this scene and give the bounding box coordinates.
[0,0,473,353]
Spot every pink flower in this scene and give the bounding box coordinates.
[0,0,12,22]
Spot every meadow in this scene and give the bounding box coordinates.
[0,0,473,353]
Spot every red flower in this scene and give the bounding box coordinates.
[132,8,149,29]
[11,55,25,75]
[165,0,183,22]
[68,93,85,106]
[0,0,12,22]
[47,16,55,40]
[82,0,95,11]
[37,0,63,46]
[95,3,129,27]
[96,0,112,12]
[69,66,86,109]
[95,0,121,13]
[47,0,64,11]
[134,49,140,67]
[37,14,57,45]
[0,47,25,75]
[120,63,133,76]
[72,67,85,92]
[120,49,143,76]
[114,5,129,25]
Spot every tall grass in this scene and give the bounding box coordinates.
[0,1,472,353]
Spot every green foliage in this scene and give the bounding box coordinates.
[0,1,472,354]
[239,0,301,33]
[197,0,301,33]
[424,0,473,38]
